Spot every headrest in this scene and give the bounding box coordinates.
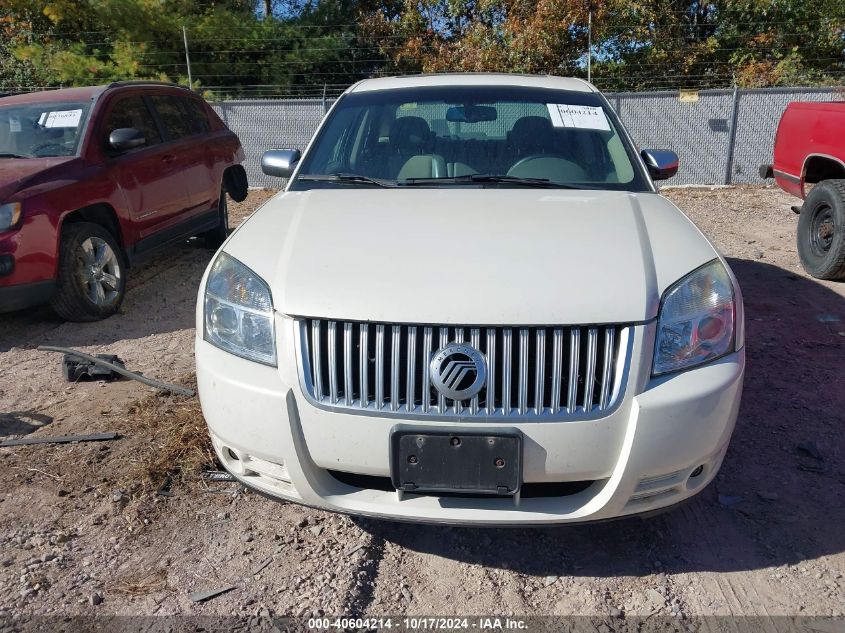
[390,116,430,151]
[509,116,555,153]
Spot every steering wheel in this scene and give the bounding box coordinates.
[31,142,67,157]
[507,154,587,180]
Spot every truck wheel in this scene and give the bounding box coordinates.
[797,179,845,280]
[50,222,126,322]
[203,187,230,249]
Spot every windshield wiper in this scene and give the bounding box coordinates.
[296,173,397,188]
[0,152,30,159]
[403,174,584,189]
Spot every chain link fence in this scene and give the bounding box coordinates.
[211,86,844,189]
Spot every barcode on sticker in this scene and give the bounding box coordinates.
[547,104,610,131]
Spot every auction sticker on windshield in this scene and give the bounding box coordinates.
[41,109,83,128]
[547,103,610,131]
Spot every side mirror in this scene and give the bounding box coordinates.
[109,128,145,151]
[261,149,301,178]
[641,149,679,181]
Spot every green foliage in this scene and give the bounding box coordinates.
[0,0,842,94]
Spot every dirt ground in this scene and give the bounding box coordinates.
[1,186,844,629]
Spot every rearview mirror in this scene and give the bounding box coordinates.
[109,128,145,151]
[641,149,679,181]
[261,149,301,178]
[446,105,497,124]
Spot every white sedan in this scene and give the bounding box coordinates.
[195,74,745,525]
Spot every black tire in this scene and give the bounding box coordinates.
[50,222,127,322]
[797,179,845,281]
[203,188,230,249]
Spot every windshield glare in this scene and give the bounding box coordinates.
[0,101,90,158]
[294,86,646,190]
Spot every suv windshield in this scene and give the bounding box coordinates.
[293,85,648,191]
[0,100,91,158]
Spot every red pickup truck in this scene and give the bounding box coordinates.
[761,101,845,280]
[0,82,247,320]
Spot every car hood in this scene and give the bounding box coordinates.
[222,188,720,325]
[0,157,77,201]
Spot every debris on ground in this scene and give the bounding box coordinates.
[39,345,195,397]
[187,585,237,603]
[63,353,127,383]
[0,432,119,448]
[202,470,236,482]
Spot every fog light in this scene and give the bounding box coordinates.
[690,465,704,478]
[0,254,13,277]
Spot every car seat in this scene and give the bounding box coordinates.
[387,116,446,180]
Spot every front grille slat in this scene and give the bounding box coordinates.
[422,327,433,413]
[534,328,546,415]
[502,328,513,413]
[299,319,628,420]
[518,328,529,416]
[343,322,353,406]
[359,323,368,408]
[438,327,448,413]
[470,328,481,415]
[486,328,496,415]
[406,326,417,412]
[600,328,616,410]
[375,324,385,409]
[550,328,563,414]
[583,327,598,412]
[328,321,338,404]
[567,328,580,413]
[391,325,401,412]
[311,320,323,400]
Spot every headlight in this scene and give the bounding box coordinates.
[203,252,276,366]
[653,259,735,376]
[0,203,21,230]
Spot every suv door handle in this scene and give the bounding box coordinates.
[161,154,176,163]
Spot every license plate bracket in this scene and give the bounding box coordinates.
[390,427,522,495]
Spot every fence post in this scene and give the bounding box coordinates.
[322,84,328,114]
[723,85,740,185]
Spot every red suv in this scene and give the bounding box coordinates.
[0,81,247,320]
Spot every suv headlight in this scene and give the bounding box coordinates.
[203,252,277,366]
[653,259,736,376]
[0,203,22,231]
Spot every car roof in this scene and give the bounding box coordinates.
[347,73,597,94]
[0,82,192,106]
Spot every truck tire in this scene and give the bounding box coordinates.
[797,179,845,280]
[50,222,127,322]
[203,187,230,249]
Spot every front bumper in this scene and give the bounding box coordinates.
[196,316,744,526]
[0,279,55,313]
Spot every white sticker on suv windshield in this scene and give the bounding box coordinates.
[43,109,82,128]
[547,104,610,131]
[8,116,21,133]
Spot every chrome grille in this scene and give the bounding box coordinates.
[297,319,631,419]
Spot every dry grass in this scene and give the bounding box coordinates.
[121,375,217,494]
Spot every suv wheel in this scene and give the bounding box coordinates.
[797,179,845,280]
[50,222,126,322]
[204,187,230,249]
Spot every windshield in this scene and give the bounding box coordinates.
[292,85,648,191]
[0,101,91,158]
